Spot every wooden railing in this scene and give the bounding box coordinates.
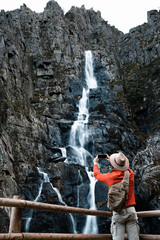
[0,196,160,239]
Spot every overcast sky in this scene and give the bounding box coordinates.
[0,0,159,33]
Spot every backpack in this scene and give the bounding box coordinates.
[107,170,129,213]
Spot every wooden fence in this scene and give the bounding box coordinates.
[0,195,160,240]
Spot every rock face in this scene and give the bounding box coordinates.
[0,0,159,234]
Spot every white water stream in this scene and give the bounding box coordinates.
[25,167,76,233]
[68,50,98,234]
[83,172,98,234]
[25,50,98,234]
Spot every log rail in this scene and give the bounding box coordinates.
[0,196,160,240]
[0,233,160,240]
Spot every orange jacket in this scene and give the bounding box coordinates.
[93,165,136,208]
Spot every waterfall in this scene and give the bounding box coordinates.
[26,50,98,234]
[85,51,97,89]
[25,167,77,233]
[77,169,83,207]
[25,167,45,232]
[82,172,98,234]
[68,50,98,234]
[69,51,97,166]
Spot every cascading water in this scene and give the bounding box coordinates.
[68,50,98,234]
[25,167,44,232]
[83,172,98,234]
[25,50,98,234]
[25,167,76,233]
[77,169,83,207]
[69,50,97,166]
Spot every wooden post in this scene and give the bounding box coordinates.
[8,195,24,233]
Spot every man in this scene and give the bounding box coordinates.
[93,152,139,240]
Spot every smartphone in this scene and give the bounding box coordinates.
[98,154,107,158]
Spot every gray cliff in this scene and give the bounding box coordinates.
[0,0,159,234]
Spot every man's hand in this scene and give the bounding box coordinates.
[106,154,110,162]
[93,156,99,165]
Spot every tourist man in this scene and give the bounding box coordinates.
[93,152,139,240]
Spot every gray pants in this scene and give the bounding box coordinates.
[111,206,139,240]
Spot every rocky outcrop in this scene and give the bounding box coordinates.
[134,131,160,233]
[116,10,160,133]
[0,0,159,234]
